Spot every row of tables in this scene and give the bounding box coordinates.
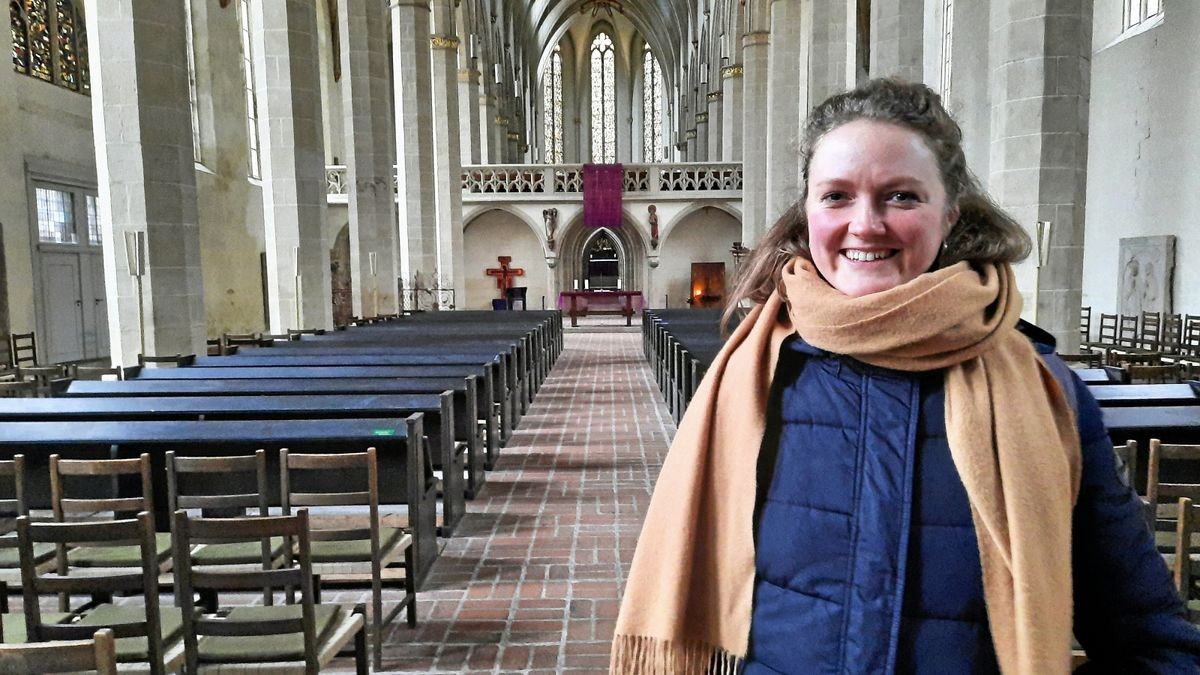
[0,310,563,587]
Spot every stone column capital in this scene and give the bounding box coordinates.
[458,69,481,82]
[430,35,460,50]
[707,91,723,102]
[495,115,509,126]
[390,0,431,11]
[743,31,770,47]
[695,112,708,124]
[721,64,744,80]
[685,129,697,139]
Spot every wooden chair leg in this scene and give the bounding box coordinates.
[354,603,369,675]
[405,546,418,628]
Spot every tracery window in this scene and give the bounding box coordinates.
[10,0,87,92]
[641,46,664,163]
[590,32,616,164]
[542,45,563,165]
[185,0,202,163]
[1123,0,1162,31]
[237,0,262,179]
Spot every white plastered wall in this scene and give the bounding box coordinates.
[654,206,741,309]
[463,209,551,311]
[1082,0,1199,316]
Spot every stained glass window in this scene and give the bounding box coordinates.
[641,46,664,163]
[237,0,262,179]
[542,46,563,165]
[11,0,88,91]
[590,32,615,163]
[11,1,28,73]
[86,194,101,245]
[36,186,76,244]
[25,0,51,81]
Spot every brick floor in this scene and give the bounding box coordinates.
[362,329,673,673]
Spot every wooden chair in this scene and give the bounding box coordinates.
[49,455,173,584]
[1145,440,1200,561]
[1124,364,1181,384]
[1137,311,1163,351]
[1084,313,1119,358]
[165,450,283,604]
[1079,306,1091,345]
[9,333,36,368]
[0,455,57,643]
[1114,352,1163,367]
[136,354,196,368]
[1167,497,1198,613]
[280,448,416,670]
[0,627,117,674]
[286,329,325,339]
[0,381,37,398]
[1117,314,1140,349]
[68,364,122,381]
[16,364,69,396]
[1113,440,1140,494]
[172,509,367,674]
[1057,352,1103,368]
[16,512,184,673]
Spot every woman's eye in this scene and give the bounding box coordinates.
[889,191,919,203]
[821,192,847,203]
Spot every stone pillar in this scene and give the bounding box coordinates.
[493,111,509,163]
[809,0,855,105]
[988,0,1091,350]
[84,0,206,365]
[429,1,465,300]
[459,67,482,165]
[706,91,723,162]
[253,0,333,331]
[340,0,396,318]
[720,63,743,161]
[367,0,399,314]
[870,0,924,81]
[766,0,808,223]
[695,110,708,160]
[478,92,494,164]
[741,31,770,244]
[391,0,438,293]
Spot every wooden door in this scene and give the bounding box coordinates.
[39,251,85,362]
[83,252,109,358]
[689,262,726,309]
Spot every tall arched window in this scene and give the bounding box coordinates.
[590,32,615,163]
[237,0,262,179]
[542,45,563,165]
[10,0,87,92]
[641,45,664,163]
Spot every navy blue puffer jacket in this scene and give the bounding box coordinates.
[743,326,1200,674]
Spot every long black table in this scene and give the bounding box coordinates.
[65,376,493,501]
[0,393,468,537]
[1088,383,1200,407]
[0,416,437,586]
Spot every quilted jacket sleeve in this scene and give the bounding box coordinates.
[1069,372,1200,673]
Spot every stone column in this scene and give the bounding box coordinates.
[988,0,1091,350]
[695,110,709,160]
[340,0,396,318]
[870,0,924,81]
[809,0,856,105]
[720,63,743,161]
[367,0,399,314]
[391,0,438,294]
[477,91,494,164]
[429,0,465,299]
[84,0,206,365]
[766,0,808,224]
[459,67,482,165]
[706,90,723,162]
[253,0,333,331]
[741,31,770,244]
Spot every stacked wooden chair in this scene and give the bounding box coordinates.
[0,627,117,674]
[1144,440,1200,612]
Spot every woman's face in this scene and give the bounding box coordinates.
[804,119,958,298]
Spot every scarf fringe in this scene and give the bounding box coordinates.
[610,634,744,674]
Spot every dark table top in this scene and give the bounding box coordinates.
[196,354,501,367]
[0,394,446,420]
[66,378,470,397]
[0,418,411,445]
[129,365,488,381]
[1089,383,1200,407]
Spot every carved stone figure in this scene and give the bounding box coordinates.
[543,208,558,252]
[648,204,659,250]
[1117,235,1175,317]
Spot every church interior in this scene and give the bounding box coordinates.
[0,0,1197,672]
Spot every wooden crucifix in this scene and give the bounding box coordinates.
[485,256,525,299]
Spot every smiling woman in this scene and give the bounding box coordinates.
[611,78,1200,675]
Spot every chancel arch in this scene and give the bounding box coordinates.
[556,213,647,298]
[463,208,550,311]
[655,206,741,309]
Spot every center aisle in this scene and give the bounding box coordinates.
[371,330,675,673]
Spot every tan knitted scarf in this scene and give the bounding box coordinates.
[612,258,1082,674]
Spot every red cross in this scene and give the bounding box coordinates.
[485,256,525,299]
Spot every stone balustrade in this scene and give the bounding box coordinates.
[324,162,744,204]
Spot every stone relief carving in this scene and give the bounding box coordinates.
[1117,235,1175,317]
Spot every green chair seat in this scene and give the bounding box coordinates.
[191,537,285,566]
[309,527,408,563]
[196,604,342,663]
[1,612,71,643]
[0,542,55,568]
[69,532,173,568]
[76,604,184,661]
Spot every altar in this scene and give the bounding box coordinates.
[557,291,645,327]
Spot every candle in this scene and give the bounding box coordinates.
[584,279,589,290]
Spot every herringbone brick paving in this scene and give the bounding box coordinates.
[361,329,673,673]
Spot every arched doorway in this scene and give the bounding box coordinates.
[583,229,621,289]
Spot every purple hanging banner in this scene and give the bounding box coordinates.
[583,163,624,228]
